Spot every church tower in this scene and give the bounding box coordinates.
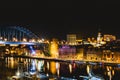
[97,28,102,44]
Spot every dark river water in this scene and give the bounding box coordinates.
[0,57,120,80]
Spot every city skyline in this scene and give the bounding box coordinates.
[1,1,120,80]
[0,1,120,39]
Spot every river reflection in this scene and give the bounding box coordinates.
[0,57,120,80]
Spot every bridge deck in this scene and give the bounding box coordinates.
[0,41,47,45]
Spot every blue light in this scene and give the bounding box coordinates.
[0,41,35,45]
[32,51,35,54]
[29,46,36,55]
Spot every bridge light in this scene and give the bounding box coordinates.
[32,39,35,42]
[42,38,44,42]
[4,38,7,41]
[46,40,49,43]
[38,39,42,43]
[13,37,16,41]
[15,39,18,42]
[29,39,32,42]
[23,38,27,42]
[0,37,3,40]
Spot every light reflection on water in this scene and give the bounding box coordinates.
[1,57,120,79]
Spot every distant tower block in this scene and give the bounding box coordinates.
[67,34,77,45]
[50,39,59,58]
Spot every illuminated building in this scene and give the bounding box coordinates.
[76,48,84,60]
[59,45,76,55]
[103,34,116,42]
[86,49,102,60]
[67,34,77,45]
[50,39,59,58]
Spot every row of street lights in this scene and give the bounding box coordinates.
[0,36,49,43]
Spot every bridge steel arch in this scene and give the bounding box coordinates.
[0,26,39,41]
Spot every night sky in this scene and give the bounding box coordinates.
[0,1,120,40]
